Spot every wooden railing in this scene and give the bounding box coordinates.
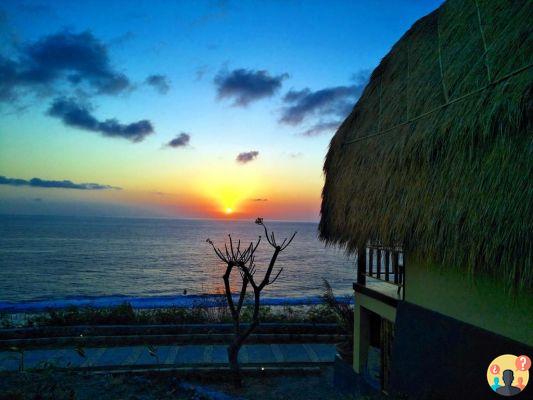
[356,243,405,299]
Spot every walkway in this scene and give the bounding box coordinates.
[0,343,337,372]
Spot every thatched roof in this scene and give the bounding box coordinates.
[319,0,532,288]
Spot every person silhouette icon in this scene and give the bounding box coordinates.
[516,377,525,391]
[496,370,522,396]
[491,377,501,391]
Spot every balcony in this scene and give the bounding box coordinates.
[354,244,405,306]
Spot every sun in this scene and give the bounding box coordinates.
[225,207,233,214]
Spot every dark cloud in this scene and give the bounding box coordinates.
[249,198,268,202]
[145,74,170,94]
[0,55,19,101]
[280,71,370,125]
[300,120,342,137]
[236,151,259,164]
[48,97,154,142]
[195,65,209,81]
[280,86,359,125]
[0,30,132,103]
[0,175,121,190]
[25,31,130,94]
[167,132,190,148]
[215,68,288,106]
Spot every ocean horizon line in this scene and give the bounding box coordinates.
[0,213,321,224]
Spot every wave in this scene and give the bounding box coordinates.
[0,293,353,313]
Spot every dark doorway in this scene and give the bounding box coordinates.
[363,309,395,393]
[380,318,395,393]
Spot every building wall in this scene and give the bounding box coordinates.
[405,255,533,346]
[389,301,533,399]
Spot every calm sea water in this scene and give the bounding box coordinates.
[0,215,355,308]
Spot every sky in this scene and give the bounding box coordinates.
[0,0,443,221]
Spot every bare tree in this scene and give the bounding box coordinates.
[206,217,296,388]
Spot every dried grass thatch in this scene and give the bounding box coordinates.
[319,0,532,289]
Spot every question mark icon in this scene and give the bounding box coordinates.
[491,364,500,374]
[515,355,531,371]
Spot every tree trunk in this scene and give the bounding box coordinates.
[228,342,242,388]
[227,292,260,388]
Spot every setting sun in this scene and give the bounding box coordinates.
[225,207,233,214]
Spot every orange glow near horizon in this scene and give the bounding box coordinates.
[76,161,324,220]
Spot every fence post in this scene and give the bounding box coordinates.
[384,250,390,281]
[357,246,366,285]
[368,248,374,277]
[376,248,382,279]
[392,251,399,284]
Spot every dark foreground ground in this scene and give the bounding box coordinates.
[0,368,391,400]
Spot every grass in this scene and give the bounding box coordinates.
[0,367,404,400]
[0,370,210,400]
[16,302,341,327]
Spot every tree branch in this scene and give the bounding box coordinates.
[223,262,238,320]
[269,267,283,285]
[236,275,249,314]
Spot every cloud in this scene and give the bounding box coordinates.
[300,120,342,137]
[48,97,154,142]
[215,68,288,106]
[280,86,359,125]
[249,198,267,202]
[0,56,19,102]
[0,30,132,103]
[288,152,303,159]
[236,151,259,164]
[195,65,209,81]
[166,132,190,148]
[0,175,121,190]
[350,68,372,84]
[145,74,170,94]
[280,71,370,126]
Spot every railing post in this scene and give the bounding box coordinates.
[368,248,373,277]
[401,252,406,300]
[376,248,382,279]
[384,250,390,282]
[392,251,399,284]
[394,251,403,296]
[357,246,367,285]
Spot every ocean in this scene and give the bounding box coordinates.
[0,215,355,311]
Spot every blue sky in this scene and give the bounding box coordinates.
[0,0,443,220]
